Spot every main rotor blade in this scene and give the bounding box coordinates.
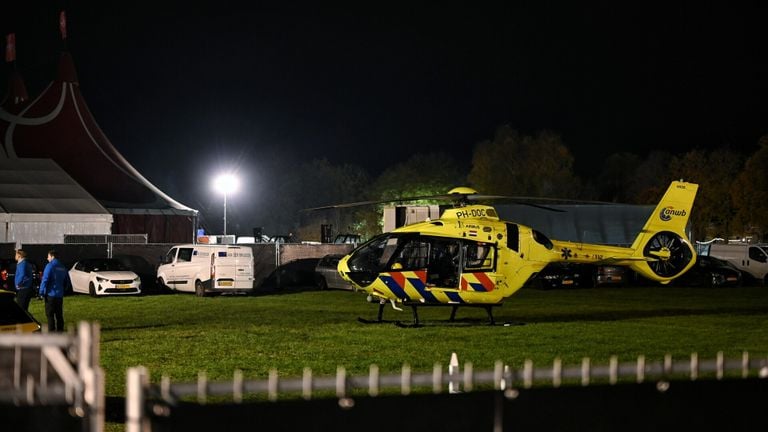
[302,194,447,211]
[303,192,611,212]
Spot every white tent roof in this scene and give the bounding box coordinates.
[0,158,110,214]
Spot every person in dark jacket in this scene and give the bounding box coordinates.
[14,249,35,311]
[39,250,70,332]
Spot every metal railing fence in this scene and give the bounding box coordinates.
[63,234,148,244]
[126,351,768,431]
[0,322,104,432]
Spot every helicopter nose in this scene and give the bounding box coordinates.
[337,255,352,281]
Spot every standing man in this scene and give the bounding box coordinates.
[39,250,70,332]
[14,249,35,311]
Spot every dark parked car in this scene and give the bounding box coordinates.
[0,259,16,291]
[269,235,294,244]
[0,289,40,333]
[594,265,634,287]
[530,263,592,289]
[333,234,362,245]
[674,255,742,287]
[314,254,355,291]
[0,259,40,291]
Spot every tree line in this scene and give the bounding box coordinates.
[238,125,768,243]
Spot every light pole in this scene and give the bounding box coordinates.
[213,174,239,236]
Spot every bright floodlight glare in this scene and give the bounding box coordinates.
[213,174,239,194]
[212,173,239,237]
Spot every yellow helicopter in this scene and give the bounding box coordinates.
[332,180,698,325]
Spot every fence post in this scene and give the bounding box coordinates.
[448,352,460,394]
[126,366,149,432]
[79,322,105,432]
[275,243,281,288]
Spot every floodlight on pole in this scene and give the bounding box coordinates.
[213,174,239,236]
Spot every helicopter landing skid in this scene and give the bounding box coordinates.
[359,301,504,327]
[356,301,389,324]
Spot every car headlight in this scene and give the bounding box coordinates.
[134,277,141,283]
[96,276,107,283]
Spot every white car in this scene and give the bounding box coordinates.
[69,258,141,296]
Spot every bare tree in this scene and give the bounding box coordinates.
[669,148,743,241]
[731,136,768,241]
[468,126,581,197]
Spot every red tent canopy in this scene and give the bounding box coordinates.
[0,52,197,243]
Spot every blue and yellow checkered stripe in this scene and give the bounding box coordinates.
[373,270,497,304]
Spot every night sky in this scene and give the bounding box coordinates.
[2,2,767,232]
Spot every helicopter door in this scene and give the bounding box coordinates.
[425,238,461,288]
[459,241,497,292]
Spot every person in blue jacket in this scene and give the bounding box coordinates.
[14,249,35,311]
[39,249,70,332]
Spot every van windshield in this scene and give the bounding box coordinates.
[749,246,768,263]
[164,248,177,264]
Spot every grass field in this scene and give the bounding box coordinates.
[25,284,768,398]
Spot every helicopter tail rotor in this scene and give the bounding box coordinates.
[641,231,694,278]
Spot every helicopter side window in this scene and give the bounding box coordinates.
[464,242,495,271]
[532,229,554,250]
[393,239,430,270]
[506,223,519,252]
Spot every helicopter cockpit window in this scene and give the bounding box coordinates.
[347,235,391,273]
[532,229,554,250]
[379,237,400,268]
[464,242,495,271]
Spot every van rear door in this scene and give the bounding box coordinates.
[233,247,254,289]
[211,247,253,290]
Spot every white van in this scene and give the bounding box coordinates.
[157,244,254,296]
[706,243,768,284]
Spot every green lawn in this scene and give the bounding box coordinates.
[26,285,768,398]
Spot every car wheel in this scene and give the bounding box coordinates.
[157,277,172,293]
[316,275,328,290]
[195,280,206,297]
[88,282,97,297]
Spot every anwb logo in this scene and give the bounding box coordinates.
[659,207,687,221]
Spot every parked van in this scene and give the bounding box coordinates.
[156,244,254,296]
[705,243,768,284]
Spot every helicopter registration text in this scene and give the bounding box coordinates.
[457,209,490,218]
